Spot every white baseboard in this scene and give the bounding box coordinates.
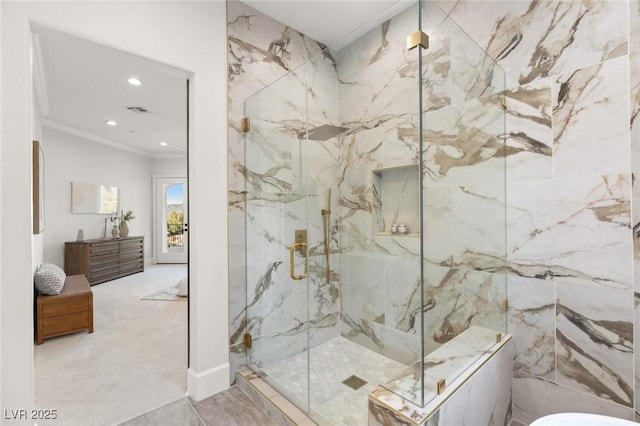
[187,363,230,401]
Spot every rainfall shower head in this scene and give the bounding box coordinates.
[298,124,348,141]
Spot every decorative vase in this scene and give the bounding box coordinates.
[119,221,129,238]
[111,224,119,238]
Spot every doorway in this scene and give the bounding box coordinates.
[155,176,189,264]
[31,25,190,425]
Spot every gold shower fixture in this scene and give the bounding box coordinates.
[241,117,251,133]
[321,189,332,287]
[407,30,429,50]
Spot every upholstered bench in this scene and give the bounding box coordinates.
[36,274,94,344]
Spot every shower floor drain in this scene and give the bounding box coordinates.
[342,375,368,390]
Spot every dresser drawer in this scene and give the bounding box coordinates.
[120,238,143,250]
[120,249,143,263]
[42,311,90,336]
[90,241,119,256]
[90,268,119,284]
[42,295,89,317]
[120,259,144,275]
[90,252,120,268]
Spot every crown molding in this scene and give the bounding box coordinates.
[150,152,187,159]
[42,119,187,159]
[42,119,151,157]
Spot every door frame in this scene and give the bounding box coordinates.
[153,174,188,264]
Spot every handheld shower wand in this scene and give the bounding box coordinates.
[321,189,332,285]
[321,188,331,217]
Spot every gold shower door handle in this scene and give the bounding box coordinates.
[289,242,308,280]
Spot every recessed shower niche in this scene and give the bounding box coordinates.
[372,164,419,237]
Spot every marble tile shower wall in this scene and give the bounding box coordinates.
[226,1,341,381]
[227,1,640,420]
[336,1,508,366]
[336,4,423,365]
[444,0,640,423]
[227,0,510,383]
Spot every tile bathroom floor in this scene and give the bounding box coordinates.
[119,386,275,426]
[122,338,409,426]
[260,336,408,426]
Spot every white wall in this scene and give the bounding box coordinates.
[1,0,4,411]
[152,157,187,176]
[41,127,154,267]
[0,2,228,420]
[32,83,44,272]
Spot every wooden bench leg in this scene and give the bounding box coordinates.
[88,292,94,333]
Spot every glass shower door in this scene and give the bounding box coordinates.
[243,63,311,412]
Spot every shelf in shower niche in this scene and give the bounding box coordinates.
[373,232,420,238]
[372,164,420,236]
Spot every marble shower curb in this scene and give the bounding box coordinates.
[236,367,317,426]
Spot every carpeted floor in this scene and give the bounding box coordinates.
[34,264,188,426]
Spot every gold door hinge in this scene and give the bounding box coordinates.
[244,333,252,349]
[407,30,429,50]
[500,95,507,110]
[501,299,509,310]
[496,332,503,343]
[241,117,251,133]
[437,378,446,395]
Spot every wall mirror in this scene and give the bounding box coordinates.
[71,182,119,214]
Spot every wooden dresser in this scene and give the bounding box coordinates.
[64,237,144,285]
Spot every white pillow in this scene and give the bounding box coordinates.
[34,263,66,295]
[175,277,188,297]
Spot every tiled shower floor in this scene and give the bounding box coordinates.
[260,336,408,426]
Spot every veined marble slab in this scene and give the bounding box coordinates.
[632,50,640,175]
[422,94,505,187]
[422,267,507,352]
[632,0,640,54]
[507,174,632,289]
[508,275,555,380]
[421,182,508,270]
[512,373,635,425]
[340,314,421,366]
[552,56,630,178]
[556,279,633,407]
[504,78,552,182]
[382,326,503,407]
[369,334,512,426]
[446,0,628,85]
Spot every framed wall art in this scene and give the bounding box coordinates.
[33,140,44,234]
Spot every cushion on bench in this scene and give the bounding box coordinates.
[34,263,66,295]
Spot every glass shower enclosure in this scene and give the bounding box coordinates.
[242,0,507,423]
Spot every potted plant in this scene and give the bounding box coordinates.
[119,210,135,238]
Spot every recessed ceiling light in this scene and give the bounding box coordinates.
[160,142,168,146]
[128,77,143,86]
[106,120,118,126]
